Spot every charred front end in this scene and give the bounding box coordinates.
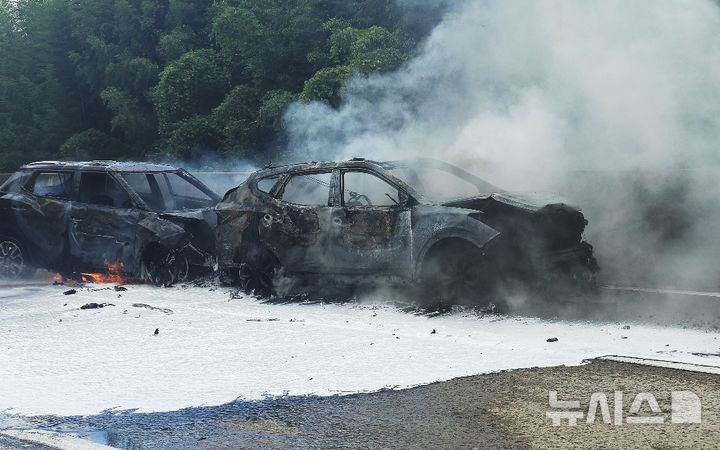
[445,193,597,288]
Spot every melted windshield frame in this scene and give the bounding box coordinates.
[381,158,501,203]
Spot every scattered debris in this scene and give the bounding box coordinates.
[63,289,76,296]
[246,318,280,322]
[622,325,631,330]
[53,280,64,286]
[691,352,720,357]
[154,328,159,335]
[80,302,114,309]
[547,337,558,342]
[431,329,437,334]
[114,286,128,292]
[132,303,173,315]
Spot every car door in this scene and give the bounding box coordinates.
[13,171,75,261]
[68,172,140,271]
[260,171,335,273]
[330,170,412,276]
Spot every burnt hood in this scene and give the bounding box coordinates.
[443,192,581,213]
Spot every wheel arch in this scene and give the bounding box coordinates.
[241,240,282,268]
[413,230,497,280]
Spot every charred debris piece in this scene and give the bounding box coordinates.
[132,303,173,315]
[80,302,114,309]
[215,157,598,309]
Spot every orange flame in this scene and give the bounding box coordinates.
[79,259,131,284]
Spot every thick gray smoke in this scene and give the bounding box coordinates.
[284,0,720,291]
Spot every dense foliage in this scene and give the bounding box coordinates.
[0,0,445,170]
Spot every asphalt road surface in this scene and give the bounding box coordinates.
[4,358,718,449]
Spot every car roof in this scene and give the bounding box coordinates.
[251,159,388,178]
[20,160,179,173]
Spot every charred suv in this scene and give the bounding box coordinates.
[216,158,597,305]
[0,161,219,284]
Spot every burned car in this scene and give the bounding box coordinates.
[216,158,597,305]
[0,161,219,285]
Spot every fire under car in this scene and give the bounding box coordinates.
[215,158,598,306]
[0,161,219,285]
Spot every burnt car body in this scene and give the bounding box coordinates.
[216,158,597,305]
[0,161,219,284]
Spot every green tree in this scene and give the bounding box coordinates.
[300,24,412,105]
[152,49,230,136]
[60,128,124,160]
[0,0,440,169]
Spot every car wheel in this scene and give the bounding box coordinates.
[0,236,28,280]
[238,246,279,297]
[419,240,496,309]
[144,248,189,287]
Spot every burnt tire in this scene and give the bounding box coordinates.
[0,236,28,280]
[238,246,279,297]
[144,248,189,287]
[419,240,498,309]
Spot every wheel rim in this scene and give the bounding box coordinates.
[147,250,188,286]
[435,252,482,302]
[422,246,487,305]
[0,240,24,280]
[164,251,189,283]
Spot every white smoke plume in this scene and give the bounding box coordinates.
[287,0,720,182]
[284,0,720,289]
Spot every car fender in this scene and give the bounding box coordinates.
[411,205,500,279]
[137,215,189,249]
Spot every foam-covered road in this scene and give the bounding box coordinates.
[0,282,719,419]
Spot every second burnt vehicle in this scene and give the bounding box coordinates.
[216,158,597,306]
[0,161,219,285]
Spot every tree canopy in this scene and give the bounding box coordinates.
[0,0,446,170]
